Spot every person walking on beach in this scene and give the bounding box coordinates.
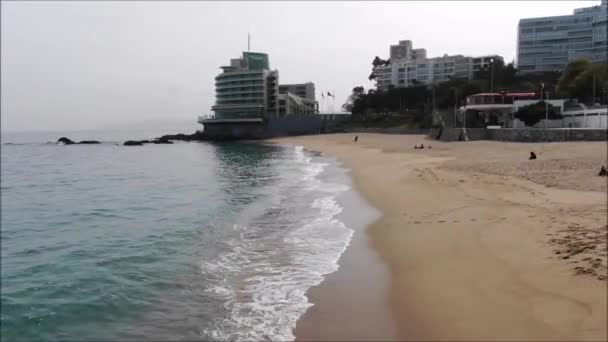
[354,135,358,142]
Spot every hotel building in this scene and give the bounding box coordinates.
[210,52,318,120]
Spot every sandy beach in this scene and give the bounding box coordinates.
[273,133,607,341]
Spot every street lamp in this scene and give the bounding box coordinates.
[545,91,550,128]
[489,58,494,92]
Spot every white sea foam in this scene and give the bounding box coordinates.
[199,145,353,341]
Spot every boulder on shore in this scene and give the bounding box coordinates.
[57,137,75,145]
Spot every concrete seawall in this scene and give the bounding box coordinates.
[345,127,428,135]
[430,127,607,142]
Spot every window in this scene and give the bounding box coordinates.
[399,80,405,84]
[398,68,405,72]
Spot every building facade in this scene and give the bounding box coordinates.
[278,83,318,115]
[517,0,608,73]
[279,83,316,101]
[212,52,279,119]
[373,40,504,91]
[277,93,318,115]
[211,52,319,119]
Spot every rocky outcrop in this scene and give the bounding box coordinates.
[57,137,75,145]
[151,137,173,144]
[58,130,210,147]
[123,140,145,146]
[155,131,209,142]
[57,137,101,144]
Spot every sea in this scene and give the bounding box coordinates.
[0,124,376,341]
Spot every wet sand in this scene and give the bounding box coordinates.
[274,133,607,341]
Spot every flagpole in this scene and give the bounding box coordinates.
[333,90,336,113]
[321,91,325,114]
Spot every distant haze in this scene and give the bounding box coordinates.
[1,1,596,132]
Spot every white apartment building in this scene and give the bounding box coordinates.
[373,40,504,91]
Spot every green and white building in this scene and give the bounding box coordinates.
[211,52,279,120]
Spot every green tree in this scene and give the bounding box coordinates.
[372,56,383,68]
[569,63,608,103]
[556,59,592,97]
[514,101,561,126]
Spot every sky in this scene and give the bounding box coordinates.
[0,0,598,132]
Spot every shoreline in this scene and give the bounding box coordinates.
[293,149,399,340]
[273,133,607,341]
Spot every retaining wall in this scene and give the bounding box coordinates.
[345,127,428,135]
[429,127,606,142]
[487,128,607,142]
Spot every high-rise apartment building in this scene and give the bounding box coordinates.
[517,0,607,73]
[373,40,503,90]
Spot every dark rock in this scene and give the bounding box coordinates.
[153,131,209,142]
[57,137,75,145]
[124,140,144,146]
[158,133,193,141]
[78,140,101,144]
[599,166,607,177]
[152,137,173,144]
[529,151,537,160]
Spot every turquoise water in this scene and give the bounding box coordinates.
[1,134,357,341]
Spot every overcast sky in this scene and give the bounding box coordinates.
[1,0,598,132]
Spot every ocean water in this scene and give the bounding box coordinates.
[0,130,366,341]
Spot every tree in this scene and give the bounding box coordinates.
[372,56,383,68]
[569,63,608,104]
[342,86,367,114]
[556,59,592,97]
[513,101,561,126]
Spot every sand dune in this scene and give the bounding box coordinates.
[274,133,607,341]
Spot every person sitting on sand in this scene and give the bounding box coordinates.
[420,144,424,149]
[529,152,537,160]
[599,166,607,177]
[414,145,419,149]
